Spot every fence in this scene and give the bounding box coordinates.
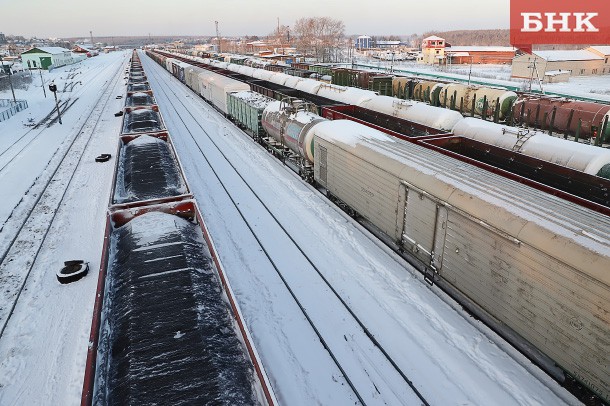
[0,99,29,122]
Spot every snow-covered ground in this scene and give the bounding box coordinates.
[141,51,581,405]
[0,51,128,405]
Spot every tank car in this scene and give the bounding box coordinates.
[261,99,325,179]
[437,84,517,120]
[360,96,463,132]
[412,80,445,105]
[311,119,610,403]
[315,84,376,106]
[512,95,610,140]
[453,117,610,179]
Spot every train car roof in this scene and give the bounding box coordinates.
[313,119,610,282]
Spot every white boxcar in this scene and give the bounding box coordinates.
[184,66,206,94]
[312,119,610,403]
[165,57,178,72]
[197,71,250,115]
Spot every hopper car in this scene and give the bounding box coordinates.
[81,51,276,406]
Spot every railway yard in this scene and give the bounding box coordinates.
[0,48,608,406]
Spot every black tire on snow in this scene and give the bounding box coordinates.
[95,154,112,162]
[57,262,89,284]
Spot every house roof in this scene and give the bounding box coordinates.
[423,35,444,41]
[22,46,70,55]
[587,46,610,56]
[73,45,92,52]
[532,50,602,61]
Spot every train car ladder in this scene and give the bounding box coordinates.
[511,129,535,152]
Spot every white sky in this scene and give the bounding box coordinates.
[3,0,509,38]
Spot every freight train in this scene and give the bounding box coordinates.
[152,50,610,183]
[146,50,610,404]
[188,52,610,141]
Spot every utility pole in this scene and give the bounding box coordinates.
[468,56,473,86]
[39,68,46,98]
[215,21,221,53]
[90,30,94,49]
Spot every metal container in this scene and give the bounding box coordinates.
[197,70,250,115]
[412,80,445,105]
[438,84,517,120]
[313,119,610,403]
[261,100,325,162]
[227,90,273,138]
[512,95,610,140]
[452,117,610,178]
[360,96,463,131]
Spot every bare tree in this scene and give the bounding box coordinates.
[293,17,345,62]
[268,24,290,49]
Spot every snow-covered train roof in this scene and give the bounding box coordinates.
[313,119,610,282]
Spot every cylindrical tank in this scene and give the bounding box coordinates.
[392,77,411,99]
[315,84,376,105]
[253,69,276,81]
[453,117,610,178]
[267,72,290,86]
[360,96,463,131]
[512,96,610,139]
[438,84,517,120]
[412,80,445,105]
[261,100,326,162]
[295,78,323,94]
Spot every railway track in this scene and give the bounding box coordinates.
[0,55,125,174]
[144,53,429,406]
[0,57,126,247]
[0,54,128,339]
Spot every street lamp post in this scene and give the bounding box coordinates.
[48,82,62,125]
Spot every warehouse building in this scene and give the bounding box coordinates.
[511,50,604,80]
[20,47,74,70]
[446,46,516,64]
[586,46,610,74]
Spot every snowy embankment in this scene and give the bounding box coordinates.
[141,51,579,405]
[0,51,128,406]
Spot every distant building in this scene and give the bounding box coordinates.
[586,46,610,74]
[355,35,372,50]
[418,35,445,64]
[445,46,516,64]
[511,50,604,79]
[72,44,97,56]
[20,47,74,70]
[0,33,6,44]
[375,40,401,49]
